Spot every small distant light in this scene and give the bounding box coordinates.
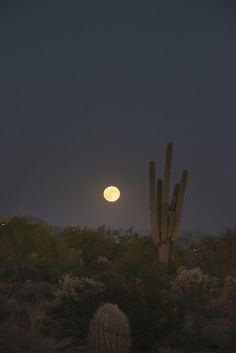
[1,223,5,226]
[193,248,197,252]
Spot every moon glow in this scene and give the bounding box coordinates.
[103,186,120,202]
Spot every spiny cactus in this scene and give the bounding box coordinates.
[88,303,131,353]
[149,142,188,265]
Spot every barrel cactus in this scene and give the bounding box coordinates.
[88,303,131,353]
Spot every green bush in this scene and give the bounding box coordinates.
[0,218,57,280]
[59,226,117,275]
[44,274,104,346]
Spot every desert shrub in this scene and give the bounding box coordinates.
[211,229,236,277]
[13,280,54,303]
[110,236,158,279]
[171,267,220,350]
[0,280,53,303]
[0,319,56,353]
[1,221,236,352]
[59,227,117,276]
[55,242,85,277]
[173,229,236,279]
[101,237,177,351]
[104,274,178,351]
[45,274,104,346]
[171,266,218,297]
[202,275,236,352]
[0,218,58,280]
[0,280,54,335]
[170,240,200,273]
[54,274,104,304]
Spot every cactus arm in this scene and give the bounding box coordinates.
[169,183,180,211]
[156,178,162,241]
[163,142,173,203]
[160,142,173,242]
[161,202,169,242]
[172,170,188,241]
[149,161,159,243]
[167,212,175,239]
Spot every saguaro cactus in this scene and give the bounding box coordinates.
[88,303,131,353]
[149,142,188,265]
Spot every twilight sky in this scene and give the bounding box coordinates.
[0,0,236,233]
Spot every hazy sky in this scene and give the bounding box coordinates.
[0,0,236,233]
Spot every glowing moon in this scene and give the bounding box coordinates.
[103,186,120,202]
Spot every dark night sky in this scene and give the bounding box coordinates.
[0,0,236,232]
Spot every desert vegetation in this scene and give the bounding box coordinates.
[0,218,236,353]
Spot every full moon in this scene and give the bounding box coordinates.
[103,186,120,202]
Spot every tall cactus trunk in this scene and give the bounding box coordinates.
[158,240,171,266]
[149,142,188,267]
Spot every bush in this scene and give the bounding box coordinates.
[0,218,58,281]
[45,274,104,346]
[203,275,236,352]
[54,274,104,304]
[0,320,56,353]
[102,237,177,351]
[59,227,116,274]
[1,220,236,352]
